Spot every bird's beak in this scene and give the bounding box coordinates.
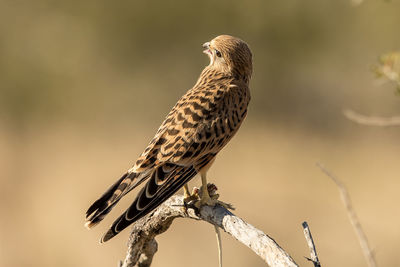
[202,42,212,56]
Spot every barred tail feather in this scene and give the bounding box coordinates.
[100,165,198,243]
[85,171,147,229]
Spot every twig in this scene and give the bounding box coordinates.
[302,222,321,267]
[120,195,298,267]
[343,109,400,127]
[316,162,377,267]
[214,225,223,267]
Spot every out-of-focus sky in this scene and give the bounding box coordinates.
[1,1,399,266]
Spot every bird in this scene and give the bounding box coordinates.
[85,34,253,243]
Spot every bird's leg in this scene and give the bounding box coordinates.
[199,172,213,206]
[182,183,199,210]
[183,184,191,200]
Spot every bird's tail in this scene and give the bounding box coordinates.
[85,171,148,229]
[100,163,199,243]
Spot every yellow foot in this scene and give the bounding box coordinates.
[183,189,198,204]
[182,187,200,214]
[194,184,235,210]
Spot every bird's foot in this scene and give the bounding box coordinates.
[193,184,235,210]
[182,187,200,213]
[183,188,198,204]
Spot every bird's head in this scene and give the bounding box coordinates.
[203,35,252,83]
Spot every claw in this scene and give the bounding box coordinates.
[193,183,235,210]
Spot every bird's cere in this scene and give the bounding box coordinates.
[203,42,212,56]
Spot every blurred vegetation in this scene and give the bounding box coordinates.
[373,51,400,94]
[1,0,399,132]
[1,1,400,267]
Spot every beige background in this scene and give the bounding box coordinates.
[1,1,399,266]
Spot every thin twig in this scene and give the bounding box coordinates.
[343,109,400,127]
[302,222,321,267]
[316,162,377,267]
[120,195,298,267]
[214,225,223,267]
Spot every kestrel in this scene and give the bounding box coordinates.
[85,35,253,243]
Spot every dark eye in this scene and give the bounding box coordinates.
[215,50,222,57]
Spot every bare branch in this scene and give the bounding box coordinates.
[120,195,298,267]
[343,109,400,127]
[302,222,321,267]
[316,162,377,267]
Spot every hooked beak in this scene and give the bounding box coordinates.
[202,42,210,49]
[202,42,212,56]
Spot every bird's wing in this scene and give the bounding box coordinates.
[100,154,214,242]
[99,83,250,242]
[133,81,239,170]
[84,85,222,230]
[86,80,249,240]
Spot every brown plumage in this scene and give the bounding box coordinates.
[85,35,253,243]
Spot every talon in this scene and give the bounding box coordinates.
[183,194,197,204]
[192,183,234,210]
[182,186,200,213]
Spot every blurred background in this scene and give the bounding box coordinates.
[1,0,399,266]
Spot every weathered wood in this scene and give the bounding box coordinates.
[302,222,321,267]
[120,195,298,267]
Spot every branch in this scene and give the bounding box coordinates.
[343,109,400,127]
[302,222,321,267]
[316,162,377,267]
[120,195,298,267]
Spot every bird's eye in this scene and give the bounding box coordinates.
[215,50,222,58]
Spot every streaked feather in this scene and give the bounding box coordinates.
[85,35,253,242]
